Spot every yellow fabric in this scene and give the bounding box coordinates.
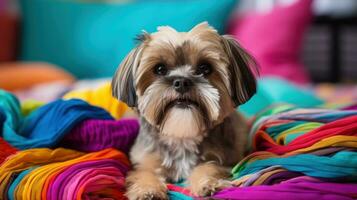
[63,82,129,119]
[21,100,45,116]
[286,135,357,156]
[14,148,129,200]
[0,148,84,198]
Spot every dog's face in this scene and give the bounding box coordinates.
[112,22,257,139]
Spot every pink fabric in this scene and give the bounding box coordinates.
[228,0,313,84]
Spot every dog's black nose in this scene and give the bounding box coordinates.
[173,78,192,94]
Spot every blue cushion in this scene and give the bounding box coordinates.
[19,0,237,78]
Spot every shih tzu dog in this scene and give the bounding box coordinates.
[112,22,257,200]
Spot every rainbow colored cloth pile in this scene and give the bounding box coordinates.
[0,87,138,200]
[1,83,357,199]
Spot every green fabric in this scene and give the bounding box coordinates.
[19,0,237,78]
[240,78,324,117]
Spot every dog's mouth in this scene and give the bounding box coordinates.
[169,97,199,108]
[156,96,208,127]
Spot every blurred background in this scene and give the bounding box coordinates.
[0,0,356,99]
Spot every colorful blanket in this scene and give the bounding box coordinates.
[1,81,357,199]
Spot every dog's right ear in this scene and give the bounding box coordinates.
[112,32,149,107]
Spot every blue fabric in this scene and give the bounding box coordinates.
[19,0,237,78]
[236,151,357,180]
[240,78,324,117]
[0,90,113,149]
[8,168,35,200]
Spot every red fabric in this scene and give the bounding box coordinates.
[0,138,17,164]
[255,116,357,154]
[0,12,19,62]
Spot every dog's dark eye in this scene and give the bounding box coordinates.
[196,63,212,76]
[154,64,168,76]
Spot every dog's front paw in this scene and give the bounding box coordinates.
[125,171,168,200]
[189,177,231,197]
[126,182,168,200]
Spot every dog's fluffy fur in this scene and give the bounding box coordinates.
[112,22,257,199]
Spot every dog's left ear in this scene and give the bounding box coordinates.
[221,35,258,107]
[112,32,149,107]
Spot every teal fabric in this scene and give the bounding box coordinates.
[8,168,35,200]
[0,90,22,137]
[0,90,113,149]
[239,78,324,117]
[168,191,193,200]
[19,0,237,78]
[234,151,357,180]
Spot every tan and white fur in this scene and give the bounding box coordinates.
[112,22,257,200]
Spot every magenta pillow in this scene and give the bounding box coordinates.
[228,0,313,84]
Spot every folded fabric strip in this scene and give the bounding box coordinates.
[214,176,357,200]
[249,105,357,142]
[8,168,35,200]
[0,148,84,199]
[262,170,303,186]
[167,184,193,200]
[46,160,127,200]
[19,149,129,200]
[235,135,357,176]
[0,148,129,200]
[0,89,113,149]
[232,151,357,180]
[251,106,357,154]
[63,82,129,119]
[3,172,18,200]
[59,119,139,153]
[255,116,357,154]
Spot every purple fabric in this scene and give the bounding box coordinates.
[262,170,302,185]
[342,104,357,111]
[60,119,139,153]
[47,159,128,200]
[214,177,357,200]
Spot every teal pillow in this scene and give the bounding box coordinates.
[19,0,237,78]
[239,78,324,117]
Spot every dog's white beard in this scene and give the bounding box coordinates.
[161,107,205,139]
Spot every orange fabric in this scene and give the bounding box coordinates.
[0,62,75,91]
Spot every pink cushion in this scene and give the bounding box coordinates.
[228,0,313,84]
